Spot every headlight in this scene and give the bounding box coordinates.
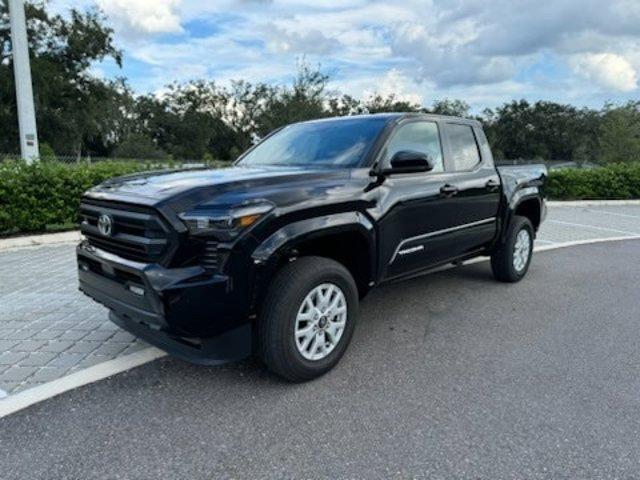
[179,201,274,239]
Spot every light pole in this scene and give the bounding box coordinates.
[8,0,39,162]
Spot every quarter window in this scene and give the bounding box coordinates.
[383,122,444,172]
[447,124,481,171]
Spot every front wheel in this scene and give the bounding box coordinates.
[491,215,534,283]
[258,256,359,382]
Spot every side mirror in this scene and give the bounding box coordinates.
[383,151,434,175]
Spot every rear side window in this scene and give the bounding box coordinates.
[447,124,481,171]
[383,121,444,172]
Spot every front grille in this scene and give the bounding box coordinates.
[202,241,220,271]
[80,200,171,263]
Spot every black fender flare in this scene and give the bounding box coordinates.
[500,186,544,244]
[252,211,375,265]
[247,212,377,311]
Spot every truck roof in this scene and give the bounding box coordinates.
[298,112,481,127]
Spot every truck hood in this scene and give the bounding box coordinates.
[85,165,359,212]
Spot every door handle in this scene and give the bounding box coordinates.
[440,184,459,197]
[486,179,500,192]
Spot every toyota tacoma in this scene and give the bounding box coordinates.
[77,113,547,381]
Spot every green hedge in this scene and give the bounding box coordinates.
[0,161,158,235]
[546,162,640,200]
[1,160,639,236]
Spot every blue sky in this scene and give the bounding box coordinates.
[51,0,640,112]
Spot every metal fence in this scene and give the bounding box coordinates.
[495,159,598,170]
[2,153,598,171]
[0,153,229,169]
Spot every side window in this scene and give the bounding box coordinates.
[475,128,495,167]
[447,124,481,171]
[383,122,444,172]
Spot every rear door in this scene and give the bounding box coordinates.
[439,122,501,257]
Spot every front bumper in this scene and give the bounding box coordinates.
[77,241,252,364]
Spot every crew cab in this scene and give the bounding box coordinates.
[77,113,547,381]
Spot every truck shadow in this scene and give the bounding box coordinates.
[155,261,501,386]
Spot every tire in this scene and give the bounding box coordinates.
[258,256,359,382]
[491,215,534,283]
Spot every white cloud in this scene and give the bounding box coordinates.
[266,26,342,55]
[571,53,638,92]
[336,69,424,105]
[96,0,183,35]
[48,0,640,108]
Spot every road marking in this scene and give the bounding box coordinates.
[586,209,640,220]
[548,220,640,236]
[534,239,556,245]
[534,235,640,252]
[0,389,7,399]
[0,347,166,419]
[547,200,640,207]
[1,235,640,418]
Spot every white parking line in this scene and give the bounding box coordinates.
[534,235,640,252]
[534,239,556,245]
[547,200,640,206]
[0,348,166,419]
[1,235,640,419]
[586,209,640,220]
[548,220,640,236]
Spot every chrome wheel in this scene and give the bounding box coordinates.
[513,229,531,272]
[294,283,347,361]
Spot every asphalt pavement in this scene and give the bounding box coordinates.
[1,239,639,479]
[2,203,640,396]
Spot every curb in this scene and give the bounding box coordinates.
[0,230,80,251]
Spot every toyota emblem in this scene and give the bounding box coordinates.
[97,214,114,236]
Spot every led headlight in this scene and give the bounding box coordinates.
[179,201,274,239]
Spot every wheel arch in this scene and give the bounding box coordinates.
[252,212,376,300]
[513,196,542,231]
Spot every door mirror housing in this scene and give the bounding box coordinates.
[383,151,434,175]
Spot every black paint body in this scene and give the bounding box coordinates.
[77,113,547,364]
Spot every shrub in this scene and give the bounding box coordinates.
[546,162,640,200]
[0,160,157,235]
[1,160,638,236]
[38,143,57,161]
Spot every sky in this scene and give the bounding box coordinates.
[50,0,640,112]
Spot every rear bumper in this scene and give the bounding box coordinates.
[77,241,252,364]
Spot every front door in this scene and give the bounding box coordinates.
[374,119,463,280]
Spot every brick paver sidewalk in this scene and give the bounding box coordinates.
[1,204,640,397]
[0,245,146,396]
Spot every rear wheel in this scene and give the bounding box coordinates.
[258,256,359,382]
[491,215,534,282]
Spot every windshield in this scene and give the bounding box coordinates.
[237,117,388,168]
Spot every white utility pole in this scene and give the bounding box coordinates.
[9,0,39,162]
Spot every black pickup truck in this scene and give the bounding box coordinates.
[78,113,546,381]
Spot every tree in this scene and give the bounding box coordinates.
[598,102,640,164]
[360,94,422,114]
[112,133,166,160]
[0,0,127,156]
[134,81,239,160]
[481,100,595,161]
[430,99,469,117]
[253,62,330,136]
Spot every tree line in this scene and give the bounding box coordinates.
[1,1,639,164]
